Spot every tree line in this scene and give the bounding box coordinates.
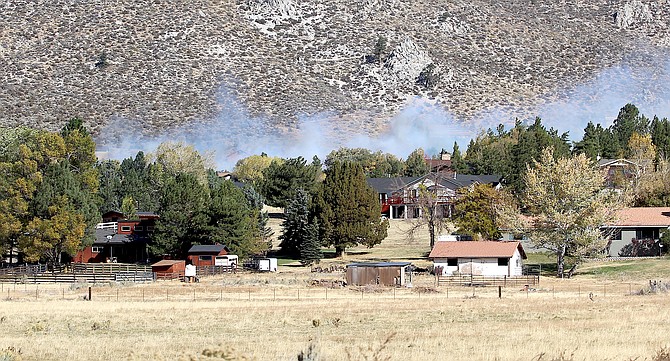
[3,103,669,270]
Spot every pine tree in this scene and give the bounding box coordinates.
[208,181,266,259]
[279,188,310,258]
[300,217,321,266]
[451,141,468,174]
[151,173,209,258]
[260,156,319,208]
[315,161,388,257]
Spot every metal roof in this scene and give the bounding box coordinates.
[152,260,184,267]
[429,241,526,259]
[188,244,228,253]
[347,262,411,267]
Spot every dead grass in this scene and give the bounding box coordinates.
[1,221,669,360]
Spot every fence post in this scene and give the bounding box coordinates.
[498,286,501,299]
[88,286,92,301]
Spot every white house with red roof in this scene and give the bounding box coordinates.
[429,241,527,276]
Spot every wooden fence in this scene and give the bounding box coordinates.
[437,274,540,287]
[72,263,151,274]
[0,263,154,284]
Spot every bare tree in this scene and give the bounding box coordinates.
[403,174,454,250]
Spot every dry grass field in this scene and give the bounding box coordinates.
[1,220,670,361]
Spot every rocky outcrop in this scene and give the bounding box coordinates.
[615,1,654,29]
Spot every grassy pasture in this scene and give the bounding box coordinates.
[1,220,670,361]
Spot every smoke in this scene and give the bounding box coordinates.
[96,51,670,171]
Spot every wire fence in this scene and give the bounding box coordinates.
[0,280,659,302]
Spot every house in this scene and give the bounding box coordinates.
[602,207,670,256]
[367,173,503,219]
[425,151,452,173]
[429,241,526,276]
[187,244,230,267]
[345,262,411,286]
[73,211,159,263]
[598,158,643,189]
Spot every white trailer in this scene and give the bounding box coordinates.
[257,258,277,272]
[215,255,238,267]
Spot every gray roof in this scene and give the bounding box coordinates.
[347,262,411,267]
[367,173,502,194]
[188,244,228,254]
[366,177,420,195]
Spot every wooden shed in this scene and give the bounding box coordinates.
[152,260,185,280]
[346,262,411,286]
[187,244,229,267]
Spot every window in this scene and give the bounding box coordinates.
[92,246,103,253]
[134,226,143,231]
[147,226,154,231]
[498,258,509,266]
[121,226,131,232]
[199,255,212,261]
[447,258,457,267]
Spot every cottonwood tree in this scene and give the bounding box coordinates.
[314,161,388,257]
[20,197,85,265]
[523,148,626,277]
[150,141,215,187]
[404,148,429,176]
[233,154,281,186]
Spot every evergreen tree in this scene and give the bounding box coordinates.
[611,103,649,153]
[279,188,311,258]
[314,161,388,257]
[454,184,501,240]
[241,185,274,249]
[573,122,602,160]
[208,181,265,259]
[300,217,321,266]
[404,148,430,176]
[97,160,122,213]
[151,173,209,258]
[451,141,467,174]
[260,156,319,208]
[509,117,570,194]
[651,116,670,162]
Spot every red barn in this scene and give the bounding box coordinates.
[187,245,229,267]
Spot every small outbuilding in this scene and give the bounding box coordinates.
[151,260,185,280]
[187,244,229,267]
[345,262,411,286]
[429,241,526,276]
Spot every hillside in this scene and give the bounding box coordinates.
[2,0,669,139]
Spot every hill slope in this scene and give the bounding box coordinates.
[1,0,669,137]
